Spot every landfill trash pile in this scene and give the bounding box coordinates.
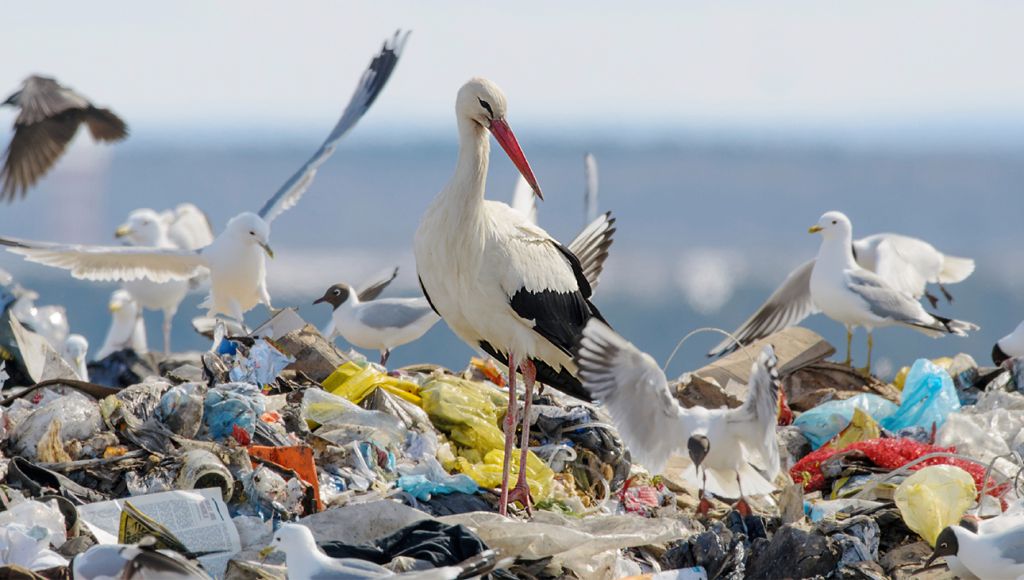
[0,274,1022,580]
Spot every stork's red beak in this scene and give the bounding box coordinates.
[488,118,542,200]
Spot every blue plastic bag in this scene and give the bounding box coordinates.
[880,358,960,432]
[204,382,266,441]
[397,457,479,500]
[794,393,898,449]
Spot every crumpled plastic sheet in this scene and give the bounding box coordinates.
[397,456,479,501]
[793,394,897,449]
[894,464,976,546]
[0,499,68,570]
[11,390,102,460]
[439,510,693,580]
[323,361,421,406]
[303,388,406,449]
[228,338,295,385]
[157,382,206,438]
[790,437,1007,496]
[204,382,266,442]
[936,390,1024,477]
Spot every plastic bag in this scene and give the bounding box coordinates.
[881,358,960,432]
[302,388,405,449]
[420,376,554,501]
[894,465,976,546]
[229,338,295,385]
[397,456,479,500]
[322,361,421,405]
[11,390,102,460]
[204,383,266,442]
[793,394,896,449]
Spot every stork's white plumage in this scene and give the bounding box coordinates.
[415,78,606,515]
[96,289,147,360]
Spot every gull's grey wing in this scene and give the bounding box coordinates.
[359,299,436,330]
[357,266,399,302]
[844,269,941,330]
[709,259,819,357]
[584,152,599,224]
[9,76,88,125]
[987,527,1024,565]
[861,234,937,299]
[0,236,206,283]
[257,30,409,224]
[576,319,687,474]
[726,345,781,479]
[567,211,616,293]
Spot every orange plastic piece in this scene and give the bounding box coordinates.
[248,445,323,512]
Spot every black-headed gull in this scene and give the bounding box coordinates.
[925,521,1024,580]
[576,319,781,514]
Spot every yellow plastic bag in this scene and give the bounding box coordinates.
[323,361,421,405]
[894,464,976,546]
[830,408,881,450]
[420,376,554,500]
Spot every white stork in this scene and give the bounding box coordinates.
[415,78,606,516]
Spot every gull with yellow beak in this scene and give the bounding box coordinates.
[96,289,147,360]
[60,333,89,381]
[0,31,408,332]
[806,210,977,374]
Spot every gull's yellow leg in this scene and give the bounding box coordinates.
[858,332,873,377]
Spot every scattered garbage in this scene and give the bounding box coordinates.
[1,274,1022,579]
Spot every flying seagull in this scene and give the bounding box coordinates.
[0,31,409,331]
[576,320,781,515]
[415,78,607,515]
[314,267,439,365]
[710,225,974,358]
[114,203,215,353]
[2,75,128,201]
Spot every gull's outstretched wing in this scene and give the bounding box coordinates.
[584,152,599,224]
[357,266,399,302]
[510,175,537,224]
[0,236,205,283]
[726,345,781,479]
[166,203,216,250]
[567,211,616,293]
[2,75,127,201]
[576,319,687,474]
[257,30,410,224]
[708,259,819,357]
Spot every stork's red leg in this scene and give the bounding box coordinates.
[499,353,518,517]
[508,359,536,515]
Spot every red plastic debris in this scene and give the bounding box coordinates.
[777,389,794,426]
[790,437,1007,497]
[231,424,251,446]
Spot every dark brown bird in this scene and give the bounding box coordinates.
[2,75,128,202]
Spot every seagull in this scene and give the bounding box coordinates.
[1,75,128,201]
[61,333,89,381]
[799,211,978,374]
[991,320,1024,366]
[710,220,975,359]
[0,31,408,331]
[510,153,615,293]
[576,320,781,515]
[313,268,439,365]
[943,513,1024,579]
[415,78,607,516]
[72,540,211,580]
[114,204,215,353]
[924,523,1024,580]
[96,288,147,360]
[263,523,502,580]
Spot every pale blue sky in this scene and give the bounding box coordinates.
[5,1,1024,141]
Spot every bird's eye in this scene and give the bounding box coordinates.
[249,231,255,235]
[478,98,494,117]
[333,289,340,295]
[831,220,837,225]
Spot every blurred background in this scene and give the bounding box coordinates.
[2,1,1023,377]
